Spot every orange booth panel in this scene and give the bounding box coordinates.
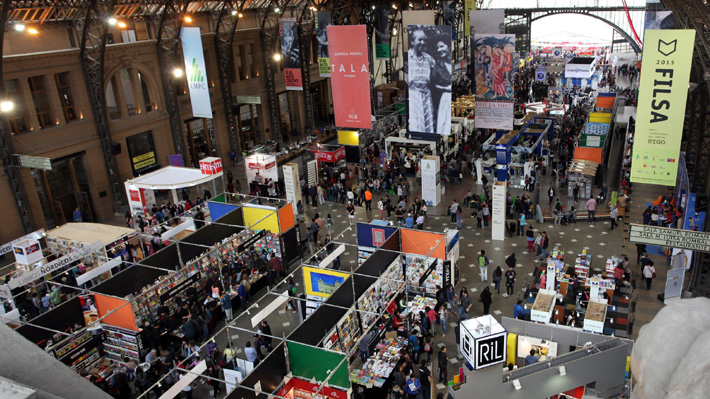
[596,97,615,109]
[94,293,138,331]
[401,229,446,259]
[574,147,602,164]
[278,203,296,233]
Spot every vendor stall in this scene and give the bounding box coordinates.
[356,222,399,266]
[245,153,279,196]
[583,299,607,334]
[400,228,459,296]
[349,337,408,387]
[530,289,556,323]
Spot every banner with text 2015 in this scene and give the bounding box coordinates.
[327,25,372,129]
[630,29,695,186]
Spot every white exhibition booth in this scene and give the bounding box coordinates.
[124,161,224,217]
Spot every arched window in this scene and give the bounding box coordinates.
[106,67,157,119]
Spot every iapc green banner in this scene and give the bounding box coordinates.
[630,29,695,186]
[464,0,475,37]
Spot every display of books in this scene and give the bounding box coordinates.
[405,254,441,295]
[349,337,408,388]
[357,259,404,329]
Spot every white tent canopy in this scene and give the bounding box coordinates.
[125,166,222,190]
[47,223,135,246]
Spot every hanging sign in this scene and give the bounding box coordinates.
[199,157,223,175]
[315,11,332,77]
[630,29,695,185]
[9,240,103,289]
[328,25,372,129]
[312,147,346,163]
[280,18,303,90]
[180,27,213,118]
[629,223,710,252]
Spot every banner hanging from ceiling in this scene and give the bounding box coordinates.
[402,11,435,52]
[280,18,303,90]
[315,11,331,77]
[406,25,452,136]
[375,6,391,60]
[474,33,515,130]
[328,25,372,129]
[630,29,695,186]
[181,27,212,118]
[469,9,505,36]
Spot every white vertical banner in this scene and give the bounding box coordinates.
[282,163,302,216]
[421,155,441,206]
[181,27,212,118]
[491,182,506,241]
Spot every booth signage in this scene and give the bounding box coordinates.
[59,334,104,366]
[280,18,303,90]
[629,223,710,252]
[460,316,507,370]
[630,29,696,186]
[372,228,385,247]
[443,260,451,289]
[180,27,213,118]
[237,230,267,253]
[312,148,346,163]
[0,230,45,256]
[9,240,103,289]
[199,157,223,175]
[14,154,52,170]
[234,95,261,104]
[476,333,506,368]
[160,272,201,303]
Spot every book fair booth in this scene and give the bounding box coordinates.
[244,152,279,197]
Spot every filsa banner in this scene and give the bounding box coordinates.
[630,29,695,186]
[374,6,390,60]
[280,18,303,90]
[328,25,372,129]
[181,27,212,118]
[315,11,332,77]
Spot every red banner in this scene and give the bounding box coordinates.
[278,377,347,399]
[312,147,345,163]
[327,25,372,129]
[284,68,303,91]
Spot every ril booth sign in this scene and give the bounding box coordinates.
[460,315,507,370]
[199,157,223,175]
[312,147,345,163]
[630,29,695,186]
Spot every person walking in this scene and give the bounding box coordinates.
[518,213,526,236]
[505,265,517,296]
[643,260,656,290]
[220,292,233,322]
[548,186,555,205]
[419,360,433,399]
[405,373,421,399]
[478,250,490,282]
[359,330,372,362]
[480,287,493,315]
[439,306,448,337]
[378,198,384,220]
[259,320,273,351]
[458,291,472,320]
[446,284,458,317]
[492,266,503,294]
[456,206,463,229]
[538,231,549,260]
[573,184,579,203]
[526,225,535,252]
[364,189,372,211]
[416,213,425,230]
[610,205,618,230]
[437,346,448,383]
[586,197,597,223]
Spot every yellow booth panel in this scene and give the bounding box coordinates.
[337,130,359,146]
[243,206,280,234]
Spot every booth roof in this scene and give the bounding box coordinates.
[91,265,169,297]
[47,223,135,245]
[125,166,222,189]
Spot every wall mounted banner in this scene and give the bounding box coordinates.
[630,29,695,186]
[464,0,475,36]
[469,9,505,36]
[406,25,452,136]
[280,18,303,90]
[474,34,515,100]
[328,25,372,129]
[375,6,391,60]
[402,11,435,52]
[315,11,332,77]
[181,27,212,118]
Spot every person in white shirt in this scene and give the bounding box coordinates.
[643,261,656,290]
[416,214,425,230]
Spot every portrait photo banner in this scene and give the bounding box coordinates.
[181,27,212,118]
[328,25,372,129]
[315,11,332,77]
[630,29,695,186]
[375,6,390,60]
[473,33,516,101]
[280,18,303,90]
[402,11,435,52]
[475,100,514,130]
[406,25,452,136]
[469,9,505,36]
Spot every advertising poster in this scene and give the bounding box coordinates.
[328,25,372,129]
[406,25,452,136]
[469,9,505,36]
[280,18,303,90]
[302,266,350,298]
[443,1,456,38]
[644,0,674,31]
[375,6,390,60]
[473,34,515,100]
[402,11,435,52]
[629,29,695,186]
[315,11,331,77]
[464,0,475,37]
[491,182,506,241]
[180,27,212,118]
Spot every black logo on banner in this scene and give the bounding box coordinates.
[658,39,677,57]
[237,230,267,253]
[476,333,506,368]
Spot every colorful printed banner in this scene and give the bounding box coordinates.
[280,18,303,90]
[375,6,390,60]
[474,34,515,100]
[328,25,372,129]
[406,25,452,136]
[630,29,695,186]
[181,27,212,118]
[315,11,331,77]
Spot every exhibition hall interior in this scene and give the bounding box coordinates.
[1,0,709,398]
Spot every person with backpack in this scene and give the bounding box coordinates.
[422,336,433,363]
[408,329,421,363]
[492,266,503,294]
[478,250,490,282]
[505,265,517,296]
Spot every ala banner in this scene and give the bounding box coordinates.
[181,27,212,118]
[328,25,372,129]
[630,29,695,186]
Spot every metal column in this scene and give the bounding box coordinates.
[298,1,316,134]
[260,0,284,144]
[77,0,126,210]
[214,0,245,156]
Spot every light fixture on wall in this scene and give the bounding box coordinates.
[238,13,244,18]
[108,17,117,25]
[27,28,39,34]
[117,21,127,29]
[184,15,193,23]
[558,366,567,376]
[392,28,397,35]
[512,380,522,390]
[0,101,14,112]
[14,23,25,32]
[273,53,282,61]
[173,68,183,78]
